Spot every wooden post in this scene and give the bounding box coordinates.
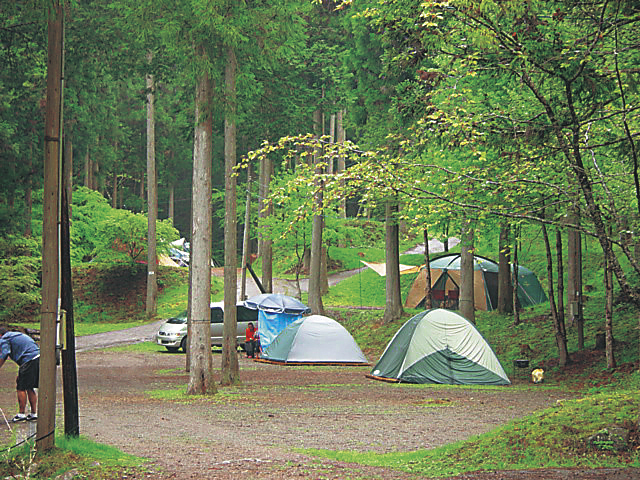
[39,1,64,451]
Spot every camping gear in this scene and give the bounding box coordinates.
[368,309,510,385]
[244,294,311,351]
[404,253,547,311]
[531,368,544,383]
[262,315,368,365]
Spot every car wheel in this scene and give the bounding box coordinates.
[181,337,188,353]
[165,346,179,353]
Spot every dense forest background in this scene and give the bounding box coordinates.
[1,1,639,333]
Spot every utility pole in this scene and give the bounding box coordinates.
[39,1,64,451]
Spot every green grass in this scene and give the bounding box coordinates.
[145,386,246,403]
[0,435,150,479]
[301,391,640,476]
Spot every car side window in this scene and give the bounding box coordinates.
[237,305,258,322]
[210,307,224,324]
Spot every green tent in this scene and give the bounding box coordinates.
[405,253,547,311]
[369,309,510,385]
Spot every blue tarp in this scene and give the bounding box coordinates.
[257,310,303,352]
[244,294,310,351]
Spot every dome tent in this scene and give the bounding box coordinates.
[262,315,369,365]
[368,309,510,385]
[404,253,547,311]
[244,293,311,352]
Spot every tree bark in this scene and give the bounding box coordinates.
[541,221,569,367]
[221,46,239,386]
[459,218,475,324]
[145,50,158,318]
[308,112,325,315]
[604,247,616,368]
[497,224,513,314]
[337,109,346,220]
[187,45,215,396]
[512,228,521,325]
[423,228,433,309]
[168,183,175,223]
[567,210,584,349]
[259,155,273,292]
[39,1,64,451]
[320,246,329,295]
[241,165,252,301]
[555,228,568,358]
[84,148,90,188]
[383,200,403,323]
[524,72,639,304]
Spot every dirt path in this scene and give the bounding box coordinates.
[1,345,638,479]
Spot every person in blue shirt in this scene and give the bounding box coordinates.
[0,327,39,422]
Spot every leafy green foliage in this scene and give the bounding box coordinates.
[0,235,41,323]
[70,187,179,264]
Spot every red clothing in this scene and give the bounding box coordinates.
[245,327,256,342]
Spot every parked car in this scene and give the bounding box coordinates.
[155,301,258,352]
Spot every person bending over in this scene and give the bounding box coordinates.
[0,326,39,422]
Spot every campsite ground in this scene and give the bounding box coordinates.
[2,345,638,480]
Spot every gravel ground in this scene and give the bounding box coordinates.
[1,302,638,480]
[3,343,637,480]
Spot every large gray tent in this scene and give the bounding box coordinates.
[369,309,510,385]
[262,315,369,365]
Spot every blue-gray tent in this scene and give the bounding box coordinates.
[263,315,368,365]
[244,294,311,352]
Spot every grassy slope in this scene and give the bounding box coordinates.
[321,225,640,475]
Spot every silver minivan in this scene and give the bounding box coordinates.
[154,301,258,352]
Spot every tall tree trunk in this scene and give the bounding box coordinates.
[168,183,175,223]
[383,200,403,323]
[320,247,329,295]
[259,155,273,292]
[541,221,569,367]
[221,46,239,386]
[337,108,346,220]
[187,45,215,396]
[524,72,639,303]
[92,155,99,191]
[145,50,157,318]
[512,227,521,325]
[511,227,520,325]
[497,224,513,314]
[604,247,616,368]
[84,148,90,188]
[308,111,325,315]
[423,228,433,309]
[555,228,568,357]
[25,137,34,236]
[112,171,117,208]
[39,1,64,451]
[567,210,584,349]
[241,165,252,301]
[459,218,475,324]
[328,112,335,174]
[139,170,144,201]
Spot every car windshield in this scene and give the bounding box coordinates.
[167,313,187,324]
